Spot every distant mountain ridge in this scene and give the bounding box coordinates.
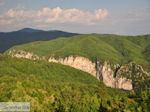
[17,28,44,33]
[0,28,78,53]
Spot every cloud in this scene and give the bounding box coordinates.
[0,7,108,28]
[0,0,4,6]
[110,7,149,26]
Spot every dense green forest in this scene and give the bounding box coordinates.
[0,28,77,53]
[0,55,149,112]
[2,34,150,111]
[0,0,149,111]
[7,34,150,70]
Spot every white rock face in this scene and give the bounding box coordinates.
[48,56,96,76]
[8,50,40,60]
[8,50,133,90]
[49,57,133,90]
[101,62,133,90]
[115,77,133,90]
[101,63,115,88]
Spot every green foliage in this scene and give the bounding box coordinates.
[143,45,150,61]
[2,34,150,111]
[0,55,130,112]
[7,34,150,70]
[131,78,150,112]
[0,55,149,111]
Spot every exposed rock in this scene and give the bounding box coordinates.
[115,62,150,91]
[98,61,133,90]
[48,56,96,76]
[8,50,150,91]
[8,50,41,60]
[49,57,133,90]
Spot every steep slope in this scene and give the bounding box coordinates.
[6,34,150,92]
[7,34,150,69]
[143,45,150,62]
[8,50,150,91]
[0,55,129,112]
[0,55,149,111]
[0,28,78,53]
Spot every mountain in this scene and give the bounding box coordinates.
[2,34,150,111]
[0,55,129,111]
[7,34,150,71]
[17,28,43,33]
[0,54,149,111]
[0,28,78,53]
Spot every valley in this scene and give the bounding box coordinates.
[0,32,150,111]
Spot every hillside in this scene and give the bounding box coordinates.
[0,55,149,111]
[0,28,77,53]
[3,34,150,111]
[7,34,150,70]
[0,55,130,111]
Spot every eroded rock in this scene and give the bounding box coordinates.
[99,62,133,90]
[48,56,96,76]
[7,50,150,91]
[8,50,41,60]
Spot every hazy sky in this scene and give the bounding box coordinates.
[0,0,150,35]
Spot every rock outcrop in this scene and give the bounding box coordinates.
[8,50,40,60]
[48,56,96,76]
[49,57,133,90]
[8,50,150,91]
[98,62,133,90]
[115,62,149,91]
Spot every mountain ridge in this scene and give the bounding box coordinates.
[2,33,150,111]
[0,28,78,53]
[17,28,44,33]
[7,49,149,91]
[7,34,150,70]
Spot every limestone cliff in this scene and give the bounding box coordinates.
[115,62,149,91]
[97,62,133,90]
[7,50,149,91]
[49,56,133,90]
[48,56,96,76]
[8,50,41,60]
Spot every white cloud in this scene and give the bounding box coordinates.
[0,0,4,6]
[0,7,108,28]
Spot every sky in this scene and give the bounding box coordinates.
[0,0,150,35]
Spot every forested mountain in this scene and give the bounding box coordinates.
[0,28,78,53]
